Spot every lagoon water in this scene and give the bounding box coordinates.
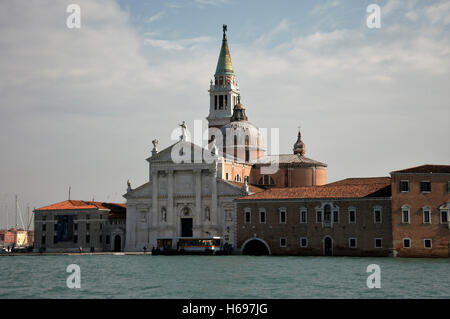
[1,255,449,299]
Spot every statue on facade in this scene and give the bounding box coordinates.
[179,121,187,141]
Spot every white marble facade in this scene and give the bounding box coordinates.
[124,140,247,252]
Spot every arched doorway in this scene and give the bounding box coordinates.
[242,239,270,255]
[114,235,121,252]
[323,236,333,256]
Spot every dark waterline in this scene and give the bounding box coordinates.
[1,255,449,299]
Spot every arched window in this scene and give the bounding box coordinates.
[161,207,167,222]
[234,174,241,182]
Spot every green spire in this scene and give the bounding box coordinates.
[215,24,234,75]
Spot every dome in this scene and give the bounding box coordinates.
[220,120,265,151]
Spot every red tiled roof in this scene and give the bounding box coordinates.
[326,177,391,186]
[237,177,391,200]
[391,164,450,174]
[35,200,125,212]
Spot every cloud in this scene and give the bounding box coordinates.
[146,11,165,24]
[144,36,213,50]
[424,1,450,25]
[310,0,340,16]
[255,19,290,46]
[194,0,229,7]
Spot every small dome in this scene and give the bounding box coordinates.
[293,130,306,156]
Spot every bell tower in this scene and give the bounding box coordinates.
[207,25,240,133]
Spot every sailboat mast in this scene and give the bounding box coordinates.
[15,194,18,228]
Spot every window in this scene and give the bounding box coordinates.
[401,206,410,224]
[244,209,251,224]
[53,236,57,244]
[225,210,232,221]
[440,210,448,224]
[74,223,78,231]
[375,238,382,248]
[161,207,167,222]
[300,209,307,224]
[99,235,103,244]
[399,180,409,192]
[348,208,356,224]
[323,205,331,223]
[106,235,110,245]
[349,238,357,248]
[374,207,382,224]
[214,96,217,109]
[42,224,46,232]
[316,211,323,223]
[422,208,431,224]
[259,209,266,224]
[224,95,228,108]
[280,237,287,247]
[205,207,211,221]
[225,173,229,180]
[86,214,90,220]
[41,236,46,245]
[234,174,241,182]
[219,95,223,109]
[424,239,432,249]
[54,223,58,231]
[258,175,275,186]
[42,216,46,221]
[73,235,78,244]
[333,211,339,223]
[86,235,90,244]
[279,209,287,224]
[300,237,308,248]
[86,223,90,231]
[419,181,431,192]
[100,214,103,220]
[403,238,411,248]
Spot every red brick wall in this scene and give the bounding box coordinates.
[391,173,450,257]
[236,198,392,256]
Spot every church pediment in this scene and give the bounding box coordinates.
[148,140,217,164]
[124,182,151,198]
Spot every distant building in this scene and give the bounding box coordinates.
[390,165,450,257]
[0,228,33,251]
[236,177,392,256]
[33,200,126,253]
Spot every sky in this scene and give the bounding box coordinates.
[0,0,449,229]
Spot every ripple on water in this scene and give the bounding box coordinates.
[0,255,449,298]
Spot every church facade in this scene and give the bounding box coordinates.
[123,26,327,252]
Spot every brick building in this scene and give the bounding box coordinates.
[34,200,126,253]
[390,165,450,257]
[236,177,392,256]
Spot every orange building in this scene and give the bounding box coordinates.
[390,165,450,257]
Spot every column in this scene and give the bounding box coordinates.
[211,167,218,226]
[151,169,158,244]
[167,169,174,233]
[195,169,202,231]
